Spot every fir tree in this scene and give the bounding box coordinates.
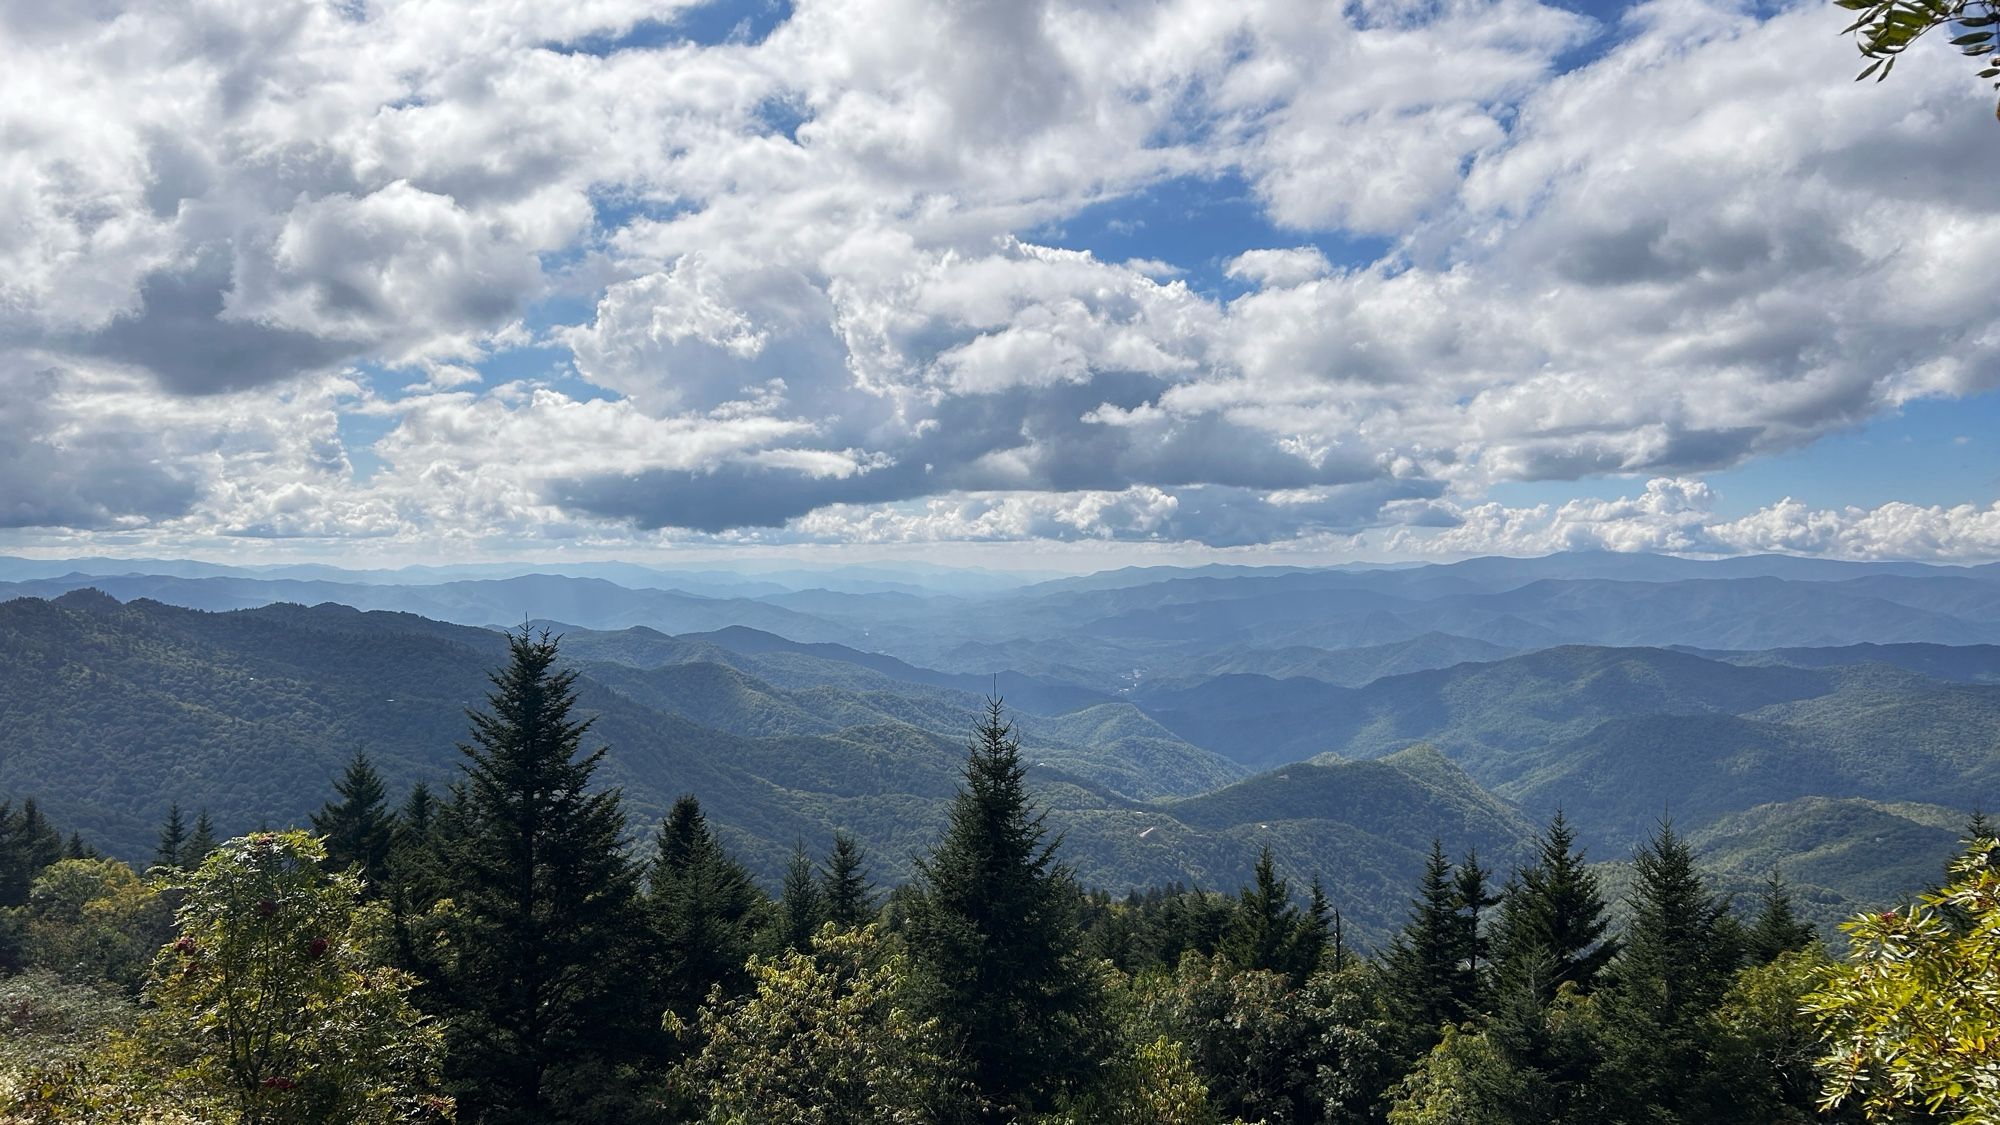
[1454,847,1500,985]
[0,801,64,910]
[400,781,436,842]
[1328,907,1349,972]
[1298,873,1333,974]
[1966,808,1995,844]
[1223,847,1303,976]
[385,781,446,977]
[1598,819,1743,1122]
[1381,840,1476,1055]
[904,698,1106,1119]
[649,794,764,1024]
[1491,810,1616,1004]
[1143,886,1235,968]
[311,752,396,891]
[1743,870,1817,964]
[777,840,825,952]
[183,811,219,868]
[153,804,187,871]
[819,830,875,929]
[391,781,440,888]
[427,629,648,1123]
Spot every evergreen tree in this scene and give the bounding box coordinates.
[1299,873,1333,974]
[1743,870,1816,964]
[1142,886,1235,968]
[426,629,648,1123]
[776,840,825,952]
[400,781,437,842]
[819,830,875,928]
[1382,840,1476,1055]
[1967,807,1995,843]
[153,804,187,872]
[649,793,765,1025]
[1598,819,1743,1122]
[390,781,440,891]
[1329,907,1350,972]
[1222,847,1305,977]
[1491,810,1615,1004]
[904,698,1105,1119]
[183,810,218,868]
[311,751,396,890]
[0,801,65,923]
[383,781,446,979]
[1454,848,1500,985]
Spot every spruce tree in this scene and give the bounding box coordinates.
[904,698,1105,1119]
[1222,847,1325,981]
[649,794,764,1024]
[1223,847,1303,976]
[184,811,219,868]
[1455,847,1500,984]
[820,830,875,928]
[384,781,447,978]
[1599,819,1743,1122]
[1381,840,1476,1054]
[1491,810,1615,1003]
[1298,873,1333,974]
[0,801,63,909]
[1966,808,1995,844]
[311,752,396,891]
[777,840,825,951]
[1743,870,1816,963]
[1145,886,1234,967]
[391,781,439,888]
[154,804,187,871]
[400,781,436,842]
[427,629,647,1123]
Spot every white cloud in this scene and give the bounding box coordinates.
[1382,478,2000,562]
[2,0,1997,555]
[1225,247,1334,287]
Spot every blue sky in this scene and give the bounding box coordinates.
[2,0,1997,565]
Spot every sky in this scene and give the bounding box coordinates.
[3,0,1999,569]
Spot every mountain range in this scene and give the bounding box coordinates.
[1,551,1994,942]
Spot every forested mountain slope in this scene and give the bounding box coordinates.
[0,593,1510,939]
[1,583,1992,943]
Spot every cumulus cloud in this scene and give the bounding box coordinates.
[1225,247,1334,288]
[3,0,1997,556]
[1382,477,2000,562]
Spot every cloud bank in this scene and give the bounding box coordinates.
[2,0,1997,559]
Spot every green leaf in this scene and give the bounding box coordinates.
[1859,59,1887,80]
[1951,30,1994,41]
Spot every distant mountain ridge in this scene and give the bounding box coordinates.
[4,553,1997,942]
